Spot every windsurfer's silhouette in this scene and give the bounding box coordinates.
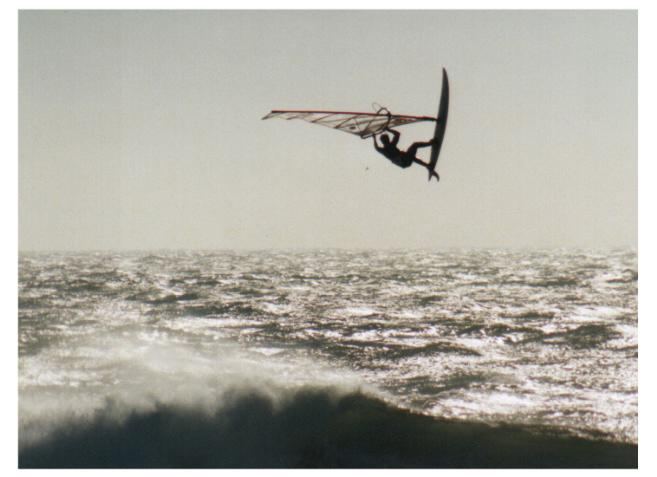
[373,127,440,181]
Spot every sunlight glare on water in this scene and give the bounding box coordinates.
[19,249,637,444]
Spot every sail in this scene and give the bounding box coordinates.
[262,110,435,139]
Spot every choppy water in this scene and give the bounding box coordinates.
[18,249,638,468]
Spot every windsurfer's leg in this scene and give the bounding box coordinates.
[414,140,434,148]
[406,141,433,157]
[412,158,440,182]
[412,157,431,168]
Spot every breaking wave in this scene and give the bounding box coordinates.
[20,387,636,469]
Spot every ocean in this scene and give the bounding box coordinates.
[18,249,638,468]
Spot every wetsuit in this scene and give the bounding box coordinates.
[373,128,434,169]
[374,142,414,168]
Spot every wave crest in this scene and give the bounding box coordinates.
[20,387,637,468]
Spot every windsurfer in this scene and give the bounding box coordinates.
[373,128,440,181]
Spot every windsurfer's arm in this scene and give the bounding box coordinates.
[384,127,400,146]
[372,135,384,153]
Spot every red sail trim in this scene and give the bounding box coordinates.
[262,110,435,139]
[266,109,435,120]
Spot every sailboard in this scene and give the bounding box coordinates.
[262,68,450,181]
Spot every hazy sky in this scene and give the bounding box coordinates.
[19,10,637,250]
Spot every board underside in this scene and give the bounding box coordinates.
[429,68,450,171]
